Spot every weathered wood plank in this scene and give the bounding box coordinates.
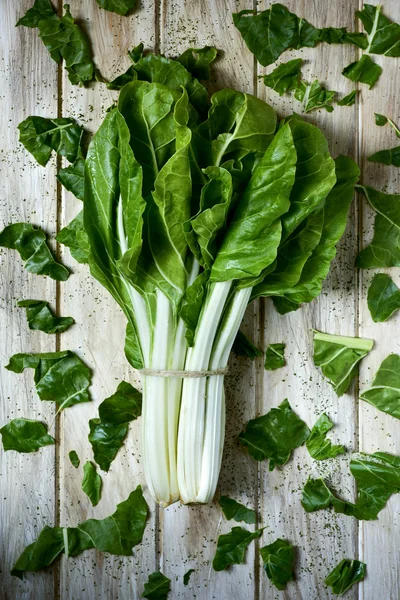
[158,2,260,598]
[358,1,400,598]
[58,2,157,599]
[0,1,58,598]
[257,1,360,597]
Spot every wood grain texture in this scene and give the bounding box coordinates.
[1,1,400,599]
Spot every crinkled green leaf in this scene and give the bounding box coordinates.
[356,4,400,56]
[142,571,171,599]
[360,354,400,419]
[58,154,85,200]
[232,330,262,360]
[82,461,102,506]
[95,0,136,16]
[0,418,55,453]
[306,414,345,460]
[368,146,400,167]
[17,299,74,334]
[337,90,358,106]
[17,1,95,85]
[356,185,400,268]
[0,223,69,281]
[262,59,303,96]
[233,5,366,67]
[69,450,80,468]
[6,350,91,410]
[219,496,256,524]
[313,330,373,396]
[212,526,263,571]
[325,559,366,595]
[238,399,310,470]
[57,211,90,264]
[11,526,65,579]
[176,46,217,80]
[89,420,128,472]
[294,79,336,113]
[264,343,285,371]
[260,538,295,590]
[374,113,400,137]
[367,273,400,322]
[342,55,382,89]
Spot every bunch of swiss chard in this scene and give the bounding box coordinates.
[73,48,359,506]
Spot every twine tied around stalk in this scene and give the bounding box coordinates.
[138,367,229,378]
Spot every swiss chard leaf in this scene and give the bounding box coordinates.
[219,496,256,524]
[98,381,142,424]
[17,1,95,85]
[325,559,366,595]
[306,414,345,460]
[179,270,210,346]
[17,299,74,334]
[233,5,366,67]
[368,146,400,167]
[367,273,400,322]
[356,185,400,268]
[360,354,400,419]
[357,4,400,56]
[374,113,400,137]
[238,399,310,470]
[6,350,91,410]
[232,330,262,360]
[69,450,80,468]
[212,526,264,571]
[183,569,195,586]
[57,211,90,264]
[95,0,136,16]
[0,223,69,281]
[89,420,128,472]
[176,46,218,80]
[260,538,295,590]
[12,486,148,578]
[82,461,102,506]
[313,330,373,396]
[142,571,171,599]
[264,343,285,371]
[0,418,55,452]
[262,59,303,96]
[18,115,81,167]
[58,154,85,200]
[294,80,336,113]
[337,90,358,106]
[342,55,382,89]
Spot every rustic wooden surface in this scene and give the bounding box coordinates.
[1,1,400,598]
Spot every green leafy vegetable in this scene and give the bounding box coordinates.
[294,79,336,113]
[360,354,400,419]
[233,4,366,67]
[368,146,400,166]
[374,113,400,137]
[337,90,358,106]
[212,526,263,571]
[89,381,142,471]
[342,55,382,88]
[69,450,80,468]
[82,461,102,506]
[58,153,85,200]
[262,59,303,96]
[0,418,55,452]
[357,4,400,56]
[232,330,262,360]
[176,46,218,80]
[18,115,82,167]
[95,0,136,16]
[6,350,91,410]
[306,414,345,460]
[264,343,285,370]
[219,496,256,524]
[142,571,171,599]
[56,211,90,264]
[17,299,74,334]
[12,485,148,578]
[238,399,310,470]
[16,1,95,85]
[356,185,400,268]
[367,273,400,322]
[302,451,400,520]
[325,559,366,595]
[260,538,294,590]
[183,569,195,586]
[313,330,373,396]
[0,223,69,281]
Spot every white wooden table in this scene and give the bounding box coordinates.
[1,1,399,598]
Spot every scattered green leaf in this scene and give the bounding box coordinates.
[56,211,90,264]
[183,569,195,586]
[367,273,400,322]
[212,526,264,571]
[17,299,74,334]
[260,538,295,590]
[142,571,171,599]
[374,113,400,137]
[219,496,256,524]
[342,55,382,89]
[262,59,303,96]
[0,418,55,452]
[95,0,136,16]
[18,115,81,167]
[357,4,400,57]
[82,461,102,506]
[368,146,400,167]
[69,450,80,468]
[232,330,262,360]
[360,354,400,419]
[325,559,366,595]
[306,414,345,460]
[264,343,285,371]
[337,90,358,106]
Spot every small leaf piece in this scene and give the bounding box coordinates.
[360,354,400,419]
[337,90,358,106]
[212,526,264,571]
[238,399,310,470]
[356,4,400,57]
[232,330,262,360]
[306,414,345,460]
[0,418,54,452]
[17,300,74,334]
[325,559,366,595]
[18,116,81,167]
[95,0,136,16]
[260,538,295,590]
[342,55,382,88]
[367,273,400,322]
[368,146,400,167]
[295,80,336,113]
[0,223,69,281]
[183,569,194,586]
[262,59,303,96]
[69,450,80,468]
[56,211,90,264]
[264,343,286,371]
[82,461,102,506]
[374,113,400,137]
[313,330,373,396]
[142,571,171,599]
[58,155,85,200]
[219,496,256,524]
